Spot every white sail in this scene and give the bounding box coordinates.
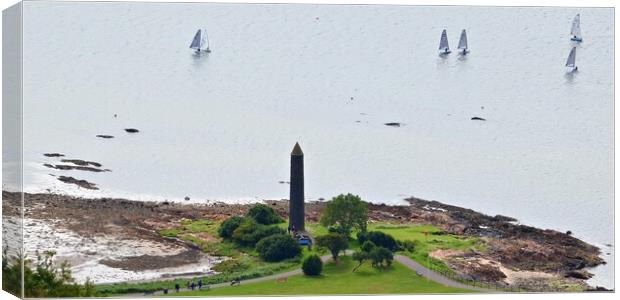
[457,29,468,50]
[438,29,450,53]
[566,47,576,68]
[570,14,582,41]
[190,29,203,50]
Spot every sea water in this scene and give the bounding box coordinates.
[10,2,614,288]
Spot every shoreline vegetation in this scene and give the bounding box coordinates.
[2,191,609,296]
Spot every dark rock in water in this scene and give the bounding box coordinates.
[57,176,98,190]
[384,122,401,127]
[44,153,65,157]
[586,286,613,292]
[61,159,102,168]
[471,117,486,121]
[566,230,572,235]
[492,215,517,222]
[125,128,140,133]
[96,135,114,139]
[565,270,592,280]
[564,258,586,269]
[43,163,107,173]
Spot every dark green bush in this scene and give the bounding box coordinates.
[397,239,416,252]
[357,231,398,252]
[247,204,283,225]
[369,246,393,268]
[218,216,246,238]
[361,240,377,252]
[315,233,349,261]
[256,234,301,262]
[302,254,323,276]
[2,251,96,298]
[231,219,286,247]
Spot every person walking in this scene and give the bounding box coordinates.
[198,279,203,290]
[174,283,180,293]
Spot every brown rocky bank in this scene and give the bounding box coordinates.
[2,191,606,291]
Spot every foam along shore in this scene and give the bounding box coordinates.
[1,191,606,290]
[2,215,224,284]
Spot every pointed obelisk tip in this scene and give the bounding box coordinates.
[291,142,303,156]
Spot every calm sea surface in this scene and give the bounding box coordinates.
[11,2,614,288]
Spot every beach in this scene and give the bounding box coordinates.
[1,191,607,291]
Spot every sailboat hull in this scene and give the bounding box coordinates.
[566,66,578,73]
[571,36,583,42]
[438,48,451,55]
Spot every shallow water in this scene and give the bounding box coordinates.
[11,2,614,288]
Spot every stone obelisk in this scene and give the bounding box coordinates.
[289,142,305,231]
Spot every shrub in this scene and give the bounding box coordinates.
[232,219,286,246]
[302,254,323,276]
[369,246,393,268]
[351,251,369,272]
[247,204,283,225]
[315,233,349,261]
[3,251,96,298]
[357,231,398,252]
[361,240,377,253]
[398,239,416,252]
[218,216,246,238]
[256,234,301,262]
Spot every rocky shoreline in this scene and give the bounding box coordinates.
[1,191,608,291]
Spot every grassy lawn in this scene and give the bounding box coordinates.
[177,256,476,296]
[96,219,327,296]
[368,223,485,274]
[96,219,484,296]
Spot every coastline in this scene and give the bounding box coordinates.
[1,191,609,291]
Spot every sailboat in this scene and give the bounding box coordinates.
[570,14,582,42]
[190,29,211,54]
[565,47,578,73]
[438,29,451,55]
[457,29,468,54]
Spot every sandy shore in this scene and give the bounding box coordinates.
[1,191,607,290]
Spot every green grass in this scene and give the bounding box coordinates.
[177,256,475,296]
[367,223,485,274]
[98,220,484,296]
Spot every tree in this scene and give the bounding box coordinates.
[351,241,376,272]
[315,233,349,262]
[302,255,323,276]
[361,240,377,253]
[2,249,96,298]
[256,234,301,262]
[247,204,283,225]
[218,216,246,238]
[351,251,369,273]
[320,194,368,236]
[369,247,393,268]
[357,231,398,252]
